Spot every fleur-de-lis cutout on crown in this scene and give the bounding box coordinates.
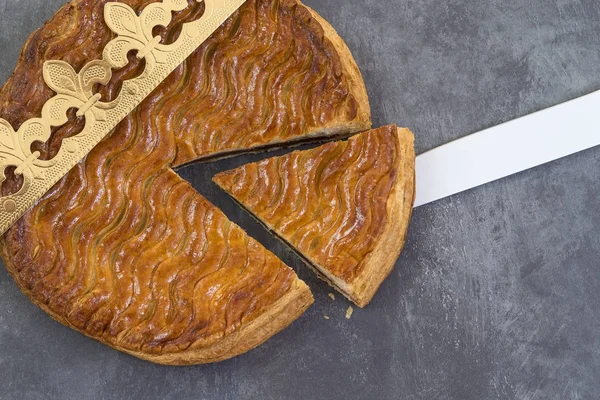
[104,0,204,69]
[0,119,42,199]
[43,60,113,122]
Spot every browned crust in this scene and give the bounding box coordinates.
[0,238,313,365]
[120,279,313,365]
[301,2,371,134]
[347,128,415,307]
[285,128,415,308]
[174,1,372,161]
[279,128,415,308]
[0,0,371,164]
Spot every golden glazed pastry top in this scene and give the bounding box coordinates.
[214,125,403,284]
[0,0,371,363]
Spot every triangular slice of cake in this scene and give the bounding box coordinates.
[214,125,416,307]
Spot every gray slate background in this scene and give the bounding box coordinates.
[1,0,600,399]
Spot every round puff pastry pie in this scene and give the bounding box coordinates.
[0,0,370,364]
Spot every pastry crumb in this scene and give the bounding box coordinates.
[328,293,336,300]
[345,306,354,319]
[324,315,330,320]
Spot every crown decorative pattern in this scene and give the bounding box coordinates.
[0,0,246,235]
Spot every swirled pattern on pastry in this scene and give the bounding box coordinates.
[0,0,371,364]
[0,0,370,166]
[214,125,416,307]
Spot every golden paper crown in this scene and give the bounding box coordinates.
[0,0,245,235]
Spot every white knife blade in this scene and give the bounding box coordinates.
[414,90,600,208]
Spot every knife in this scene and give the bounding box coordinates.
[414,90,600,208]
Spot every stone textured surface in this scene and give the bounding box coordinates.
[1,0,600,399]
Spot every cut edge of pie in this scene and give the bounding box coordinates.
[214,126,416,308]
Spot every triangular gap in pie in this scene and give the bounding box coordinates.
[0,0,370,364]
[214,125,416,307]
